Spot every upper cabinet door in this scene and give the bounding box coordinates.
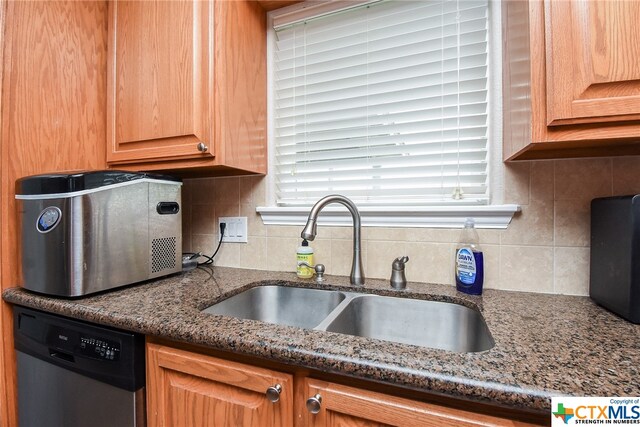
[545,0,640,126]
[107,1,213,164]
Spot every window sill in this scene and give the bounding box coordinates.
[256,205,521,229]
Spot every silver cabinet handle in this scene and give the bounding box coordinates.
[197,142,208,153]
[306,394,322,414]
[265,384,282,403]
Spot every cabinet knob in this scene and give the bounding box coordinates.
[197,142,208,153]
[265,384,282,403]
[306,394,322,414]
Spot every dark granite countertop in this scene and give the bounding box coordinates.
[3,267,639,413]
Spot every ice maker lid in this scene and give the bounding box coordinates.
[15,170,181,196]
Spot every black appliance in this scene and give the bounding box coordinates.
[13,306,145,427]
[590,195,640,323]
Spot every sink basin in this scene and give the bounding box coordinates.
[322,295,494,353]
[203,285,494,353]
[202,286,346,329]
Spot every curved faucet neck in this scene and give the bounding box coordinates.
[301,195,364,286]
[308,195,360,226]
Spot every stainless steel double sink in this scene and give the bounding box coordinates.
[202,285,494,353]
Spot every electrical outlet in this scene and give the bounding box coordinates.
[218,217,248,243]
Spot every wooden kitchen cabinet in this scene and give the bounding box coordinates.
[299,378,535,427]
[147,342,543,427]
[544,1,640,126]
[0,3,109,426]
[503,0,640,160]
[107,0,267,176]
[146,343,293,427]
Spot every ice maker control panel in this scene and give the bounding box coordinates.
[36,207,61,233]
[79,336,121,361]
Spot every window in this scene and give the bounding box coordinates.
[260,0,519,228]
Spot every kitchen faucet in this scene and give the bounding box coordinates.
[301,195,364,286]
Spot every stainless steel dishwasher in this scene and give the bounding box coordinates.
[13,306,145,427]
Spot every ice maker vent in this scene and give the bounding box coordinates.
[151,237,176,273]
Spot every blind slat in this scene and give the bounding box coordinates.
[275,30,487,77]
[276,115,488,143]
[276,77,488,110]
[276,1,487,45]
[277,136,487,164]
[276,55,488,95]
[277,116,487,143]
[277,186,489,203]
[277,108,488,136]
[278,179,488,196]
[277,164,488,184]
[276,22,487,63]
[276,91,487,122]
[277,148,488,166]
[276,21,487,62]
[276,130,488,158]
[276,148,487,173]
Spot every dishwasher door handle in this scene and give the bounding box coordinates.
[49,350,75,364]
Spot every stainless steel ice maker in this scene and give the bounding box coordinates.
[15,171,182,297]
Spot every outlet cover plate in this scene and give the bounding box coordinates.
[218,217,248,243]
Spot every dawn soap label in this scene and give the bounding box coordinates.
[456,248,477,284]
[455,247,484,295]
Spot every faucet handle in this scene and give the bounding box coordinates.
[392,256,409,270]
[390,256,409,290]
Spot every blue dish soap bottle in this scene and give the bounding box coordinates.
[455,218,484,295]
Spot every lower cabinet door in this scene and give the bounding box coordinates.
[300,378,536,427]
[147,343,293,427]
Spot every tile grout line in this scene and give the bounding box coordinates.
[610,157,614,195]
[497,243,502,291]
[552,160,557,293]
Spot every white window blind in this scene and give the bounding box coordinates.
[272,0,489,207]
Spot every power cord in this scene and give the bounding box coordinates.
[197,222,226,267]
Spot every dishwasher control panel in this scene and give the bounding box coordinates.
[79,336,121,361]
